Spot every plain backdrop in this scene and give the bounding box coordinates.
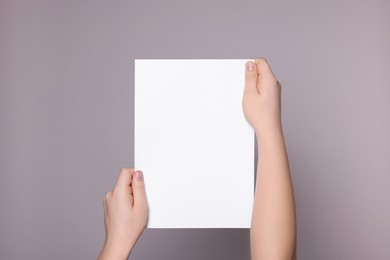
[0,0,389,259]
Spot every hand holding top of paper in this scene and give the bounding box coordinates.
[242,58,282,138]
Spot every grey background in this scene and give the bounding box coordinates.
[1,0,389,259]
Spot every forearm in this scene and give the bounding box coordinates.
[250,129,297,260]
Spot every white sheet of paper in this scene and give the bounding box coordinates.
[134,59,254,228]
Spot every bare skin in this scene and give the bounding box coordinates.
[98,168,148,260]
[98,58,296,260]
[243,58,297,260]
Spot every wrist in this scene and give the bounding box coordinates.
[255,126,284,144]
[98,237,134,260]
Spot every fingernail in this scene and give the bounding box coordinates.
[135,170,143,181]
[246,61,255,71]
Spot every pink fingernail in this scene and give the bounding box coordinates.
[136,170,143,181]
[247,62,255,71]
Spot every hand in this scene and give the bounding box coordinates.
[98,168,149,260]
[242,58,283,139]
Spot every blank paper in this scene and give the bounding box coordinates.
[134,59,254,228]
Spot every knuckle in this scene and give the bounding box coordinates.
[104,192,111,200]
[119,167,128,174]
[277,81,282,88]
[256,58,272,71]
[119,167,133,176]
[269,76,278,85]
[256,57,268,65]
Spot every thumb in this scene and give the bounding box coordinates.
[132,170,147,209]
[244,60,259,95]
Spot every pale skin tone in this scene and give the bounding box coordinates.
[244,59,297,260]
[98,58,297,260]
[98,169,148,260]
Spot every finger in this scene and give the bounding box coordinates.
[132,170,148,210]
[114,167,134,194]
[255,58,275,77]
[244,60,259,95]
[255,58,277,87]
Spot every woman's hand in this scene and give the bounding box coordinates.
[98,168,149,260]
[242,58,283,139]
